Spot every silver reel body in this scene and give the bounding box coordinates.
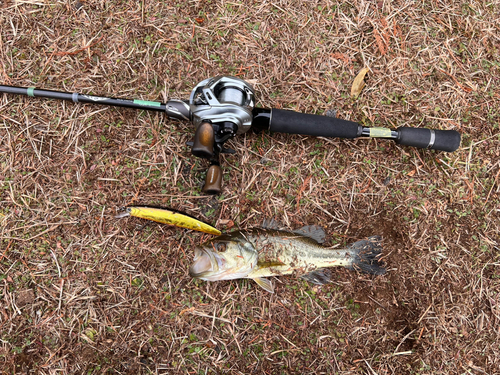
[189,76,255,134]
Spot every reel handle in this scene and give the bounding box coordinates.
[202,164,223,195]
[191,122,215,159]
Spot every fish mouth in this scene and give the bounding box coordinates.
[189,247,220,278]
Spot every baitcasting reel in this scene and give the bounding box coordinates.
[187,76,255,193]
[0,76,461,195]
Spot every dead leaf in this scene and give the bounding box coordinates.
[218,219,235,229]
[351,67,369,97]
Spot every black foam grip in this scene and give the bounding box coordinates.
[396,127,461,152]
[270,108,360,139]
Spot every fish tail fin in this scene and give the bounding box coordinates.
[348,236,386,275]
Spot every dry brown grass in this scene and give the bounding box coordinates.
[1,0,499,374]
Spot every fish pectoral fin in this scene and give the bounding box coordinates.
[300,268,332,285]
[253,277,274,293]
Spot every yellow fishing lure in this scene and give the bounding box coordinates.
[116,207,221,235]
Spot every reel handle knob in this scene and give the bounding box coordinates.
[202,165,223,195]
[192,122,214,159]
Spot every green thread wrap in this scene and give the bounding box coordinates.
[369,127,392,138]
[133,99,161,107]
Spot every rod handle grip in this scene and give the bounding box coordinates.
[269,108,360,139]
[396,127,461,152]
[191,122,214,159]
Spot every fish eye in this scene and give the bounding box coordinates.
[211,242,227,252]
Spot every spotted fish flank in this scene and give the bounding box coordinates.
[189,227,386,293]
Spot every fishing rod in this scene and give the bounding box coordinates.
[0,76,461,194]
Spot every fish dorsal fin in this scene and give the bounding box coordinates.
[300,268,332,285]
[253,277,274,293]
[293,225,326,244]
[261,218,282,230]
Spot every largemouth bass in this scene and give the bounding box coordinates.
[189,226,386,293]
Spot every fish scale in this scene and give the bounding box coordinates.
[245,229,353,277]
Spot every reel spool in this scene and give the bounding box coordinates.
[188,76,255,194]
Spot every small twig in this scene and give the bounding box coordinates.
[50,249,62,278]
[417,304,433,324]
[363,359,379,375]
[0,240,13,261]
[53,35,104,56]
[57,279,65,312]
[393,328,416,354]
